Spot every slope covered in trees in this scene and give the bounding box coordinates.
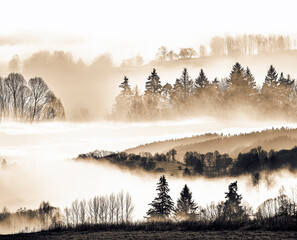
[126,127,297,159]
[0,73,65,121]
[76,136,297,179]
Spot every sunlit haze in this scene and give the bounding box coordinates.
[1,0,297,64]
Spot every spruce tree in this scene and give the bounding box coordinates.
[119,76,132,95]
[276,73,294,112]
[172,68,194,112]
[260,65,279,113]
[278,72,294,86]
[228,62,247,87]
[225,62,249,103]
[245,67,258,102]
[146,175,174,220]
[145,68,162,96]
[195,69,210,89]
[223,181,244,222]
[175,68,194,101]
[245,67,256,89]
[144,69,162,119]
[264,65,278,86]
[112,76,132,120]
[175,184,198,220]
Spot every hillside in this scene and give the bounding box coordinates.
[125,127,297,161]
[76,129,297,178]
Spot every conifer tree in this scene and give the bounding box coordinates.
[225,62,249,103]
[245,67,258,102]
[245,67,256,89]
[173,68,194,111]
[175,184,198,220]
[176,68,194,100]
[119,76,132,96]
[144,69,162,119]
[276,73,294,112]
[195,69,210,89]
[264,65,278,86]
[146,175,174,220]
[145,68,162,96]
[112,76,133,120]
[223,181,244,222]
[260,65,279,114]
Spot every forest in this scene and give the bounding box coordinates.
[110,62,297,121]
[0,73,65,121]
[77,144,297,180]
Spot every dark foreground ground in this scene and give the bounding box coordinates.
[1,230,297,240]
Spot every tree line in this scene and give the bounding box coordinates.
[0,191,134,233]
[79,144,297,181]
[63,191,134,227]
[110,63,297,121]
[155,34,292,61]
[6,34,294,73]
[78,149,177,172]
[0,73,65,121]
[1,178,297,233]
[184,145,297,179]
[146,175,297,230]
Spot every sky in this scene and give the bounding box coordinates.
[1,0,297,65]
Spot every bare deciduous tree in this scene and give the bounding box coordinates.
[79,200,87,225]
[4,73,26,119]
[71,199,80,226]
[28,77,50,121]
[125,192,134,222]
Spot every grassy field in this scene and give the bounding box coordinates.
[2,230,297,240]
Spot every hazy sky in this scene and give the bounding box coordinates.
[1,0,297,64]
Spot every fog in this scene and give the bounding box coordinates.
[1,119,297,229]
[6,50,296,122]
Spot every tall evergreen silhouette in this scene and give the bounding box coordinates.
[146,175,174,220]
[145,68,162,96]
[195,69,210,89]
[175,184,198,220]
[225,62,249,104]
[119,76,132,95]
[112,76,133,119]
[223,181,244,222]
[264,65,278,86]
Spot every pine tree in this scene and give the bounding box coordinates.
[223,181,244,222]
[175,184,198,220]
[245,67,256,89]
[260,65,279,114]
[146,175,174,220]
[278,72,294,86]
[265,65,278,86]
[172,68,194,112]
[112,76,133,120]
[144,69,162,119]
[245,67,258,101]
[195,69,210,89]
[227,63,247,88]
[119,76,132,95]
[225,62,249,103]
[145,68,162,96]
[276,73,294,112]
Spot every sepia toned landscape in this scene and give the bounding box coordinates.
[1,0,297,239]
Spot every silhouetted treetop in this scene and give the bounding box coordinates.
[147,175,174,220]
